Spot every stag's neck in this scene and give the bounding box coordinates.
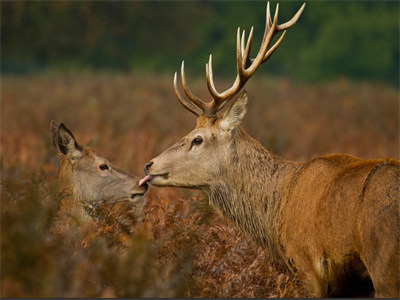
[208,128,299,259]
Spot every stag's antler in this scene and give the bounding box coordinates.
[174,1,305,117]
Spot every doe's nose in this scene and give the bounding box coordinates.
[144,161,153,174]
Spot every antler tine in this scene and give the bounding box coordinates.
[248,2,307,69]
[264,30,286,61]
[205,27,243,101]
[264,1,272,43]
[277,2,306,31]
[213,28,246,112]
[260,2,305,62]
[242,26,254,69]
[180,61,207,111]
[206,53,238,102]
[175,2,305,117]
[244,2,279,76]
[240,29,245,59]
[205,54,217,98]
[173,72,202,116]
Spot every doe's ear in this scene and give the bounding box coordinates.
[57,123,82,158]
[220,91,248,131]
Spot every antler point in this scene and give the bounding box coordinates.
[173,1,304,117]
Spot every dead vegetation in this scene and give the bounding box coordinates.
[1,72,398,297]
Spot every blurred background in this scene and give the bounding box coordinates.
[1,0,399,298]
[2,1,399,84]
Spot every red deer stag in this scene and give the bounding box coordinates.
[51,121,147,227]
[140,2,399,298]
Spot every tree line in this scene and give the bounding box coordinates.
[2,1,398,85]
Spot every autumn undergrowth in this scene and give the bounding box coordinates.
[1,72,397,297]
[1,171,308,297]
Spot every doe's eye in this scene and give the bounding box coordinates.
[191,136,203,146]
[99,164,109,171]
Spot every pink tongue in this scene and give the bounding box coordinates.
[139,175,152,186]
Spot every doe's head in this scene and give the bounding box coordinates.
[50,121,147,207]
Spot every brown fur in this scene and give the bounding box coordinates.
[145,94,399,297]
[50,121,147,228]
[143,4,398,295]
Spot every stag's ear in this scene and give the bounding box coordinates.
[57,123,82,162]
[220,91,248,131]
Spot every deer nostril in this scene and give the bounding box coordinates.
[144,161,153,173]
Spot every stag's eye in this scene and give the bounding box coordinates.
[99,164,109,171]
[191,136,203,147]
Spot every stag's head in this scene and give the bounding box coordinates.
[51,121,148,207]
[141,2,305,189]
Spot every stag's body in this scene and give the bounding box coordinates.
[282,155,399,297]
[206,123,399,297]
[142,2,399,297]
[51,121,147,228]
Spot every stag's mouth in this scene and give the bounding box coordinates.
[139,173,169,186]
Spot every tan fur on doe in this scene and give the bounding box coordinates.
[142,2,399,297]
[50,121,147,227]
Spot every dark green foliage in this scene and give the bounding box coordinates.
[2,1,398,85]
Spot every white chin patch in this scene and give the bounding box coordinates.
[149,176,169,186]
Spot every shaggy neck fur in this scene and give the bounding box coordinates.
[208,127,300,262]
[56,157,91,226]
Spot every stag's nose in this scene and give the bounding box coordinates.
[144,161,153,174]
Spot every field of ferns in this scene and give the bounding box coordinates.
[1,72,398,297]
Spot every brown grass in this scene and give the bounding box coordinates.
[1,72,398,297]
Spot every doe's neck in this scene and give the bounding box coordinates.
[56,161,92,226]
